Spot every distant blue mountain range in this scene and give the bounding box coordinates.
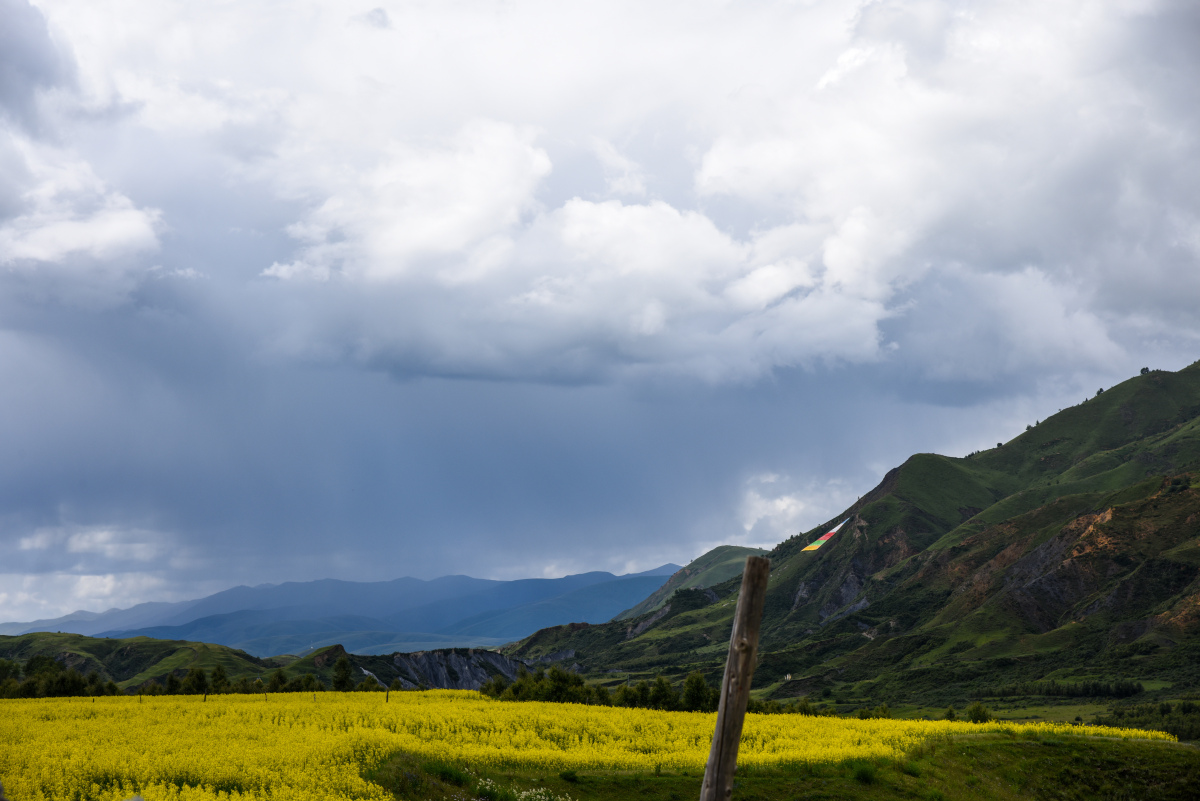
[0,565,680,656]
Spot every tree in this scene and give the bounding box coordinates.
[332,657,354,692]
[23,655,60,679]
[165,673,182,694]
[966,701,992,723]
[1141,367,1150,375]
[480,675,509,697]
[182,668,209,695]
[944,706,957,721]
[648,676,680,711]
[210,664,229,693]
[682,672,716,712]
[266,668,288,693]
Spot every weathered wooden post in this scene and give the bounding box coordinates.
[700,555,771,801]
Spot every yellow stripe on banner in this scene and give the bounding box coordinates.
[802,543,821,551]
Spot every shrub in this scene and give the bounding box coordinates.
[332,657,354,692]
[423,761,469,786]
[851,761,876,784]
[966,702,993,723]
[682,672,717,712]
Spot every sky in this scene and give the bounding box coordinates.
[2,0,1199,622]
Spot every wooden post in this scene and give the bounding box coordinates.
[700,555,770,801]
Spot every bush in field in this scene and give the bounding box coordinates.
[967,702,993,723]
[852,761,876,784]
[183,668,210,695]
[266,669,288,693]
[483,665,609,706]
[856,704,891,720]
[332,657,355,691]
[210,664,229,693]
[649,676,680,711]
[682,672,718,712]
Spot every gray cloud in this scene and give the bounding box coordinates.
[355,8,391,29]
[0,0,71,133]
[1,0,1199,620]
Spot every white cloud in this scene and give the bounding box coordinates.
[590,138,646,197]
[738,472,857,540]
[0,13,161,304]
[0,130,159,258]
[22,0,1200,384]
[18,524,169,563]
[0,571,171,621]
[264,119,551,284]
[898,265,1125,382]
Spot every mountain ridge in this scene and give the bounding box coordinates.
[3,564,681,656]
[504,361,1200,706]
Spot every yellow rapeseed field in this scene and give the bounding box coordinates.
[0,691,1173,801]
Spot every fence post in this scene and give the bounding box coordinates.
[700,555,770,801]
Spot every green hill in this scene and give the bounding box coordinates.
[614,545,768,621]
[0,632,293,691]
[505,362,1200,710]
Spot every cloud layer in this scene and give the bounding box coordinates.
[1,0,1198,619]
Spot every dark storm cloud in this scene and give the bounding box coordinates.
[2,0,1200,620]
[0,0,71,133]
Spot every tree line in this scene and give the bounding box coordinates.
[0,655,382,697]
[0,656,120,698]
[1095,700,1200,742]
[480,665,836,715]
[986,679,1144,699]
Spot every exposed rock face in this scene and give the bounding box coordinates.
[390,648,525,690]
[819,571,865,621]
[524,649,576,665]
[625,604,671,639]
[313,644,347,668]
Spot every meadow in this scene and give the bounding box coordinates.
[0,691,1177,801]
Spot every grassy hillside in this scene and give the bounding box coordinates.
[0,632,290,691]
[505,361,1200,717]
[614,545,768,620]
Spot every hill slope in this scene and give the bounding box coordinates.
[505,362,1200,706]
[614,545,768,621]
[0,632,287,691]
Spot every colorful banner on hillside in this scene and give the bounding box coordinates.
[802,519,847,551]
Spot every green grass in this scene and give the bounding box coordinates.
[615,545,768,621]
[0,632,285,690]
[366,736,1200,800]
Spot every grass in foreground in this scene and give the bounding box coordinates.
[0,692,1184,800]
[369,737,1200,801]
